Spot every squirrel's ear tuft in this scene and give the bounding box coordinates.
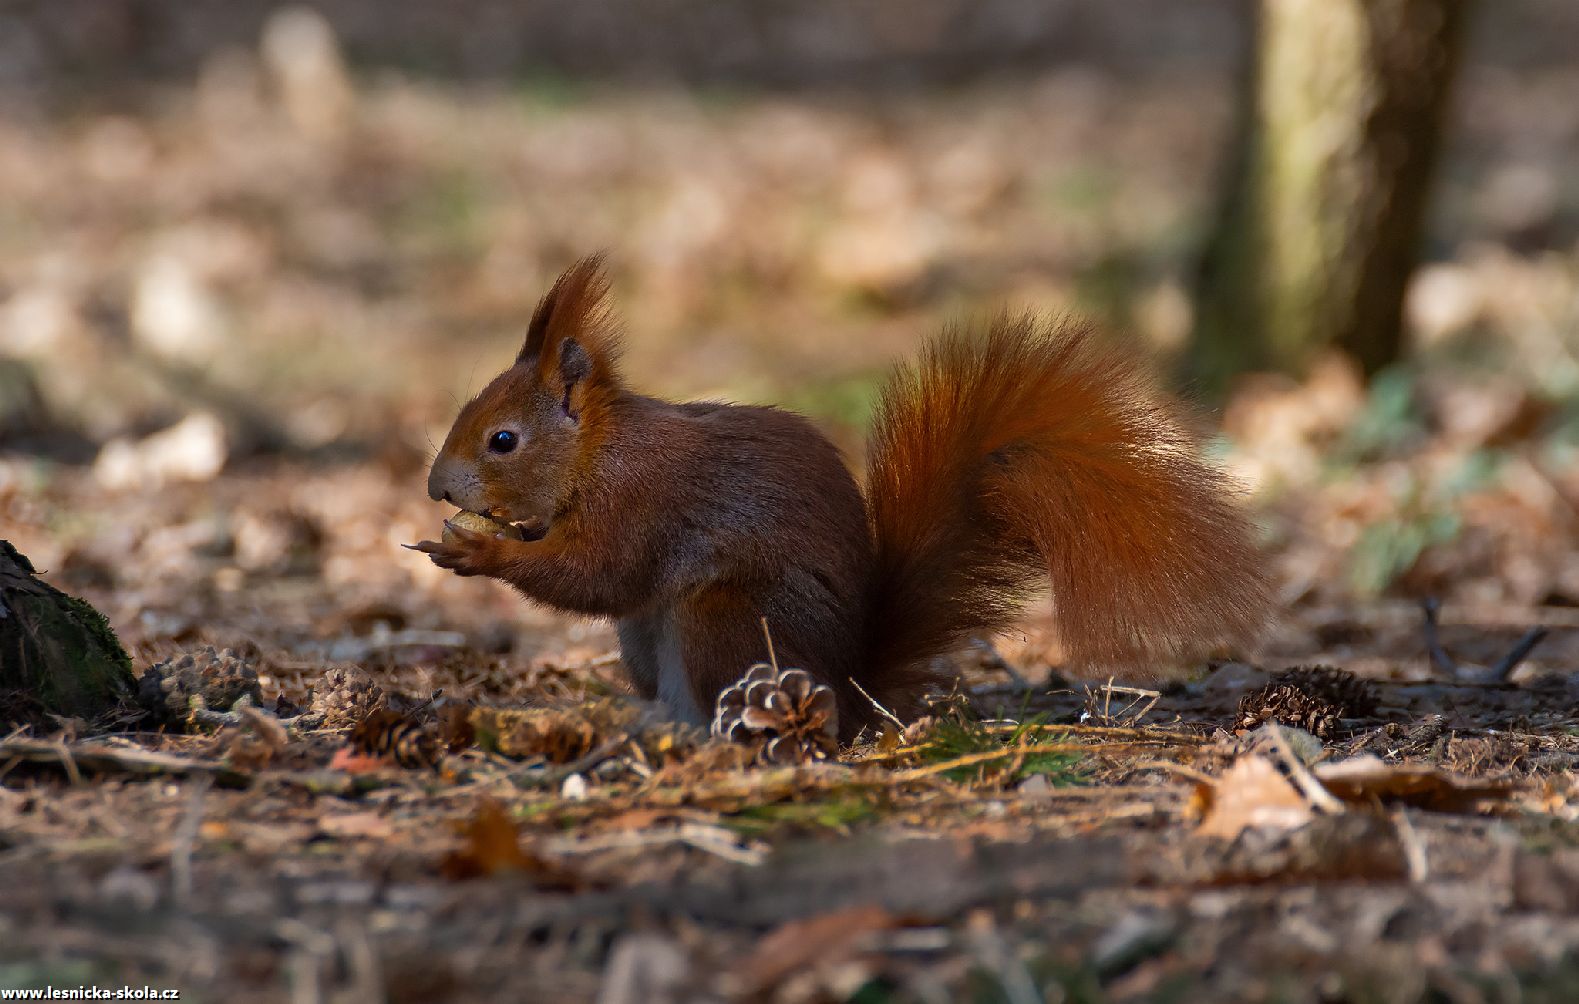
[517,253,614,367]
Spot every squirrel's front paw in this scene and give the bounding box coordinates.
[405,521,506,577]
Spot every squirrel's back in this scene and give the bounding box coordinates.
[858,314,1267,713]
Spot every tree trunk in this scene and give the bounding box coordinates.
[1190,0,1471,395]
[0,541,135,725]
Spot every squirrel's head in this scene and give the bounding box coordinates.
[428,255,622,534]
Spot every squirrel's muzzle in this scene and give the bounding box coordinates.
[427,457,479,509]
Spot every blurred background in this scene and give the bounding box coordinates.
[2,0,1578,680]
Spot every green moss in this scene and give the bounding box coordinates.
[920,715,1091,786]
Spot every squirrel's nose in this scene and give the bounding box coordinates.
[426,462,450,503]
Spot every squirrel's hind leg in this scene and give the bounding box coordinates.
[674,585,784,726]
[615,611,662,701]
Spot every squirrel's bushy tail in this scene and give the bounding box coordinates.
[861,314,1267,708]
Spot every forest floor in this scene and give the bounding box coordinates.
[2,460,1577,1003]
[4,41,1579,1004]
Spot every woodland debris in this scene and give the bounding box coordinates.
[1345,714,1449,760]
[1189,746,1516,843]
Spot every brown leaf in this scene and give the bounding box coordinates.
[327,745,390,774]
[1193,756,1314,840]
[1312,755,1515,812]
[439,800,581,888]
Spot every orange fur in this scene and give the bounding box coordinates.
[863,313,1268,706]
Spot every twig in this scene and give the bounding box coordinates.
[981,723,1210,744]
[1084,680,1162,727]
[52,738,81,787]
[1266,724,1346,814]
[0,737,251,786]
[1422,598,1547,683]
[850,678,906,732]
[1486,626,1548,681]
[1421,598,1459,675]
[1392,808,1429,884]
[760,617,779,673]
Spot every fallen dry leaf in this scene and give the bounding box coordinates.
[327,746,391,773]
[440,800,582,888]
[1312,755,1515,812]
[1192,756,1316,840]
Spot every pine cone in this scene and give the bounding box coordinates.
[311,666,386,729]
[1236,665,1377,738]
[713,664,838,765]
[138,646,262,725]
[348,709,441,770]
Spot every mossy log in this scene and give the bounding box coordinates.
[0,540,135,723]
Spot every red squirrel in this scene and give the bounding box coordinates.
[414,255,1267,737]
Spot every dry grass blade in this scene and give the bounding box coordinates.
[981,723,1209,743]
[889,741,1167,782]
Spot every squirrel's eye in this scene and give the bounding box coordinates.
[487,430,518,454]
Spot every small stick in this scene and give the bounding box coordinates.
[1266,724,1345,814]
[1392,808,1429,884]
[53,739,81,787]
[980,723,1208,743]
[1421,598,1459,676]
[759,617,779,673]
[1486,626,1548,682]
[850,678,906,732]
